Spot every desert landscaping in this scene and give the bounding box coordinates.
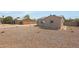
[0,24,79,48]
[0,12,79,48]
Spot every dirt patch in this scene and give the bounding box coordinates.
[0,24,79,48]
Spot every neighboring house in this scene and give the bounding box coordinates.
[14,18,23,24]
[22,18,36,25]
[37,15,64,30]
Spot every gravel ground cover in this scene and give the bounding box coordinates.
[0,24,79,48]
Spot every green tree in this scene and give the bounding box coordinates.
[75,18,79,22]
[17,17,20,19]
[64,18,74,22]
[24,15,30,19]
[3,16,13,24]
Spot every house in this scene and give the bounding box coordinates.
[37,15,64,30]
[14,18,22,24]
[22,18,36,25]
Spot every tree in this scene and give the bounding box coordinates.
[24,15,30,19]
[64,18,74,22]
[75,18,79,22]
[16,17,20,19]
[52,14,56,16]
[3,16,13,24]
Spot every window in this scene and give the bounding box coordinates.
[41,21,43,23]
[50,21,53,23]
[41,21,45,23]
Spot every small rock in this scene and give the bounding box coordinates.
[1,31,5,33]
[71,30,74,32]
[37,31,40,33]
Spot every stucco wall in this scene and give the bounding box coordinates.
[22,20,36,25]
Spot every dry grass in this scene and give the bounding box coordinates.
[0,24,79,48]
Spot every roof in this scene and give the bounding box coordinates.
[38,15,64,20]
[38,16,47,20]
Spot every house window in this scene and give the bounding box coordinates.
[41,21,43,23]
[50,21,53,23]
[41,21,45,23]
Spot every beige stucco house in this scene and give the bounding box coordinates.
[37,15,65,30]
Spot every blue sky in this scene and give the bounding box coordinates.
[0,11,79,19]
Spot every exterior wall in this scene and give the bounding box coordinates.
[22,20,35,25]
[37,16,64,29]
[15,20,22,24]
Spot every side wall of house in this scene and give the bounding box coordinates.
[37,17,64,29]
[22,20,36,25]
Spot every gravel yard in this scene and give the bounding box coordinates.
[0,24,79,48]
